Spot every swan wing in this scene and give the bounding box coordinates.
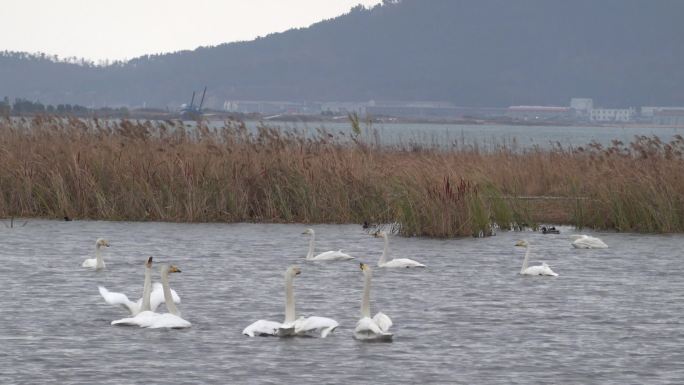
[372,312,393,332]
[243,320,281,337]
[572,235,608,249]
[354,317,393,341]
[294,316,339,338]
[82,258,101,268]
[382,258,426,268]
[98,286,138,315]
[312,250,355,261]
[149,282,181,312]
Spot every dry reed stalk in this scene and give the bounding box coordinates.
[0,116,683,237]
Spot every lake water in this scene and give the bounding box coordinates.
[241,121,684,150]
[1,220,684,384]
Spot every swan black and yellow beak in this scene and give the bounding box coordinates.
[294,267,302,275]
[360,263,369,271]
[145,257,153,267]
[169,265,182,273]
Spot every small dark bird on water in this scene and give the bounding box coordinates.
[64,216,72,222]
[362,221,370,229]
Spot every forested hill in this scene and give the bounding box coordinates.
[2,0,684,108]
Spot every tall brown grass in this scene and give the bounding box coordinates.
[1,116,683,237]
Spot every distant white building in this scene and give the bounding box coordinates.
[641,106,684,119]
[570,98,593,119]
[590,108,635,122]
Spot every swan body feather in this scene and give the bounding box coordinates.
[242,320,282,337]
[380,258,426,268]
[293,316,339,338]
[112,311,191,329]
[312,250,354,261]
[571,235,608,249]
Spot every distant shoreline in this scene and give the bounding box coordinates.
[6,112,684,129]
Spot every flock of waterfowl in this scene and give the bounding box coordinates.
[87,227,608,341]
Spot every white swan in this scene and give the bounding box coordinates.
[375,231,425,268]
[82,238,110,269]
[98,257,181,315]
[243,266,339,338]
[571,234,608,249]
[303,228,354,261]
[243,266,301,337]
[354,263,393,341]
[515,240,558,276]
[111,264,191,329]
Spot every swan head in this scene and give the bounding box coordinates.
[161,264,182,275]
[145,256,153,268]
[373,231,387,239]
[96,238,110,248]
[360,262,372,274]
[286,266,302,277]
[302,228,314,235]
[515,239,528,247]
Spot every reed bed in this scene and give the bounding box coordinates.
[1,116,683,237]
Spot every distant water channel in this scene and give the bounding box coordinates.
[233,121,684,150]
[2,220,684,384]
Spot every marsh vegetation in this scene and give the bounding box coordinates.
[1,116,682,237]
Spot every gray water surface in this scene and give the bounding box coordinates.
[239,121,684,150]
[1,220,684,384]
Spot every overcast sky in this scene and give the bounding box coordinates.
[1,0,381,61]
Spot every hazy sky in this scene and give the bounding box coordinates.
[1,0,381,61]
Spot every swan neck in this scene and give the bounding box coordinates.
[306,233,315,260]
[361,271,372,318]
[521,246,530,273]
[379,235,389,265]
[95,246,104,269]
[161,268,179,316]
[141,265,152,312]
[284,273,296,323]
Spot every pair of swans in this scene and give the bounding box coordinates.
[303,228,354,261]
[571,234,608,249]
[98,257,181,316]
[375,231,426,268]
[82,238,110,269]
[243,266,339,338]
[101,257,190,328]
[515,240,558,276]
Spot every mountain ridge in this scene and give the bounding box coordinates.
[2,0,683,108]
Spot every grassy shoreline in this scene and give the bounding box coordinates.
[1,116,683,237]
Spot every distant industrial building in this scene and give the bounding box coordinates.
[654,109,684,126]
[590,108,635,122]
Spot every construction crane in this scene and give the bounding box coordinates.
[180,86,207,120]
